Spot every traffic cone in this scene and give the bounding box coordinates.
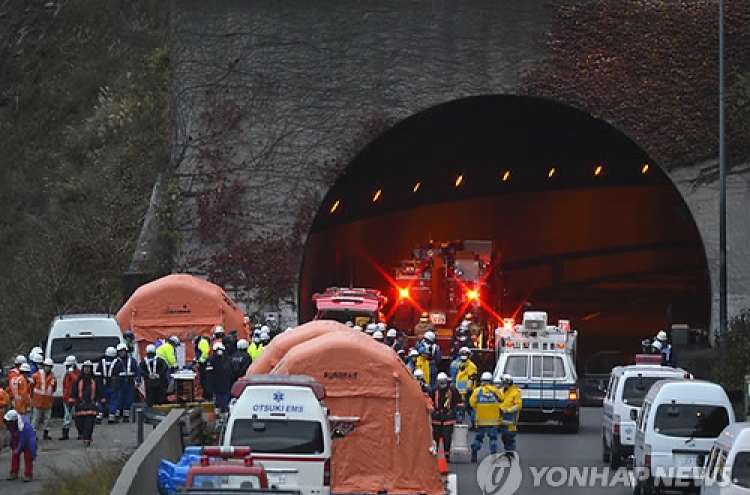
[436,439,449,475]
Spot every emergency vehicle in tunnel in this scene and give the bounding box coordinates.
[390,240,500,360]
[311,287,387,328]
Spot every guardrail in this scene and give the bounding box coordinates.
[111,406,206,495]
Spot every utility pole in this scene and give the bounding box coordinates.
[718,0,728,350]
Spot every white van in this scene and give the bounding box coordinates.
[701,422,750,495]
[223,375,332,495]
[602,354,690,468]
[45,314,123,408]
[633,380,735,494]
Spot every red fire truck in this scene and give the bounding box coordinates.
[390,240,500,361]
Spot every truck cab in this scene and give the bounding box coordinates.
[312,287,386,328]
[493,311,580,432]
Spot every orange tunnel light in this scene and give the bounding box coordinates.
[548,167,556,178]
[641,163,650,174]
[455,175,464,187]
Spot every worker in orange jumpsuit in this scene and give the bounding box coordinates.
[60,356,80,440]
[9,364,32,415]
[30,358,57,440]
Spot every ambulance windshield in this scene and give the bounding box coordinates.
[230,419,325,454]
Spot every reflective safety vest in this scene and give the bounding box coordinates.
[498,385,523,432]
[248,343,264,361]
[117,356,140,384]
[156,343,178,369]
[195,337,211,364]
[31,370,57,409]
[98,358,119,387]
[415,356,431,386]
[9,375,31,414]
[469,384,502,427]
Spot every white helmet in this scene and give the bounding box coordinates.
[213,342,226,352]
[14,355,27,365]
[116,343,128,352]
[372,331,384,340]
[214,325,225,336]
[260,330,270,339]
[353,325,363,332]
[30,352,43,364]
[365,323,377,335]
[652,340,664,351]
[413,369,425,379]
[146,344,157,354]
[31,346,43,356]
[345,321,354,327]
[64,356,77,366]
[43,358,54,366]
[105,346,117,358]
[424,331,436,343]
[459,346,471,355]
[460,320,470,329]
[656,330,668,342]
[501,373,513,384]
[168,336,181,346]
[436,372,449,383]
[376,322,387,331]
[237,339,249,350]
[481,371,493,382]
[19,363,31,373]
[387,329,398,338]
[408,349,419,357]
[260,325,270,333]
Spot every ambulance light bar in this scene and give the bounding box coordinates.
[634,354,662,364]
[503,318,515,330]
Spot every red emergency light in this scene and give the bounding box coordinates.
[558,320,571,331]
[398,287,410,299]
[466,289,480,301]
[503,318,515,330]
[634,354,662,364]
[202,446,252,459]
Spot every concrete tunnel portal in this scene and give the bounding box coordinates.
[299,96,710,364]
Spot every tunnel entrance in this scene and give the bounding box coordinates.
[299,96,710,362]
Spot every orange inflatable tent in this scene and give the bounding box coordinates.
[246,320,350,375]
[264,324,444,495]
[116,274,245,360]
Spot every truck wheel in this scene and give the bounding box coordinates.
[602,436,611,463]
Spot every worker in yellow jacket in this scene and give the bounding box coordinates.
[468,372,502,462]
[156,336,180,371]
[498,373,523,451]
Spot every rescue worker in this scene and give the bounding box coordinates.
[3,409,36,481]
[431,372,462,462]
[259,329,271,346]
[392,331,407,355]
[9,363,32,415]
[498,374,522,452]
[70,361,105,447]
[140,344,168,406]
[156,335,181,371]
[229,339,251,382]
[365,323,377,336]
[30,358,57,440]
[205,342,232,412]
[376,322,387,335]
[413,312,433,338]
[211,325,225,345]
[653,330,674,365]
[469,372,502,462]
[451,322,474,359]
[416,348,432,387]
[192,332,211,400]
[450,347,478,424]
[8,355,27,382]
[59,356,79,440]
[247,331,264,361]
[384,328,398,347]
[406,349,420,373]
[28,352,43,376]
[115,343,140,423]
[0,377,10,419]
[372,331,385,343]
[123,330,136,354]
[418,331,441,385]
[95,346,121,424]
[413,369,430,394]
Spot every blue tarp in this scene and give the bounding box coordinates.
[157,447,205,495]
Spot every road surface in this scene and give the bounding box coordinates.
[0,417,138,495]
[454,407,636,495]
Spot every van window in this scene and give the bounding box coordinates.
[532,356,565,379]
[653,404,730,438]
[503,356,528,379]
[621,376,663,407]
[638,402,651,431]
[230,419,325,455]
[607,375,619,400]
[50,337,121,363]
[733,452,750,488]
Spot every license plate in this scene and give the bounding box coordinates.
[674,454,699,467]
[267,473,287,484]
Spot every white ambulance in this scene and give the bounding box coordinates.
[493,311,580,433]
[601,354,691,468]
[224,375,332,495]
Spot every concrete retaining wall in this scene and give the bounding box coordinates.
[110,409,185,495]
